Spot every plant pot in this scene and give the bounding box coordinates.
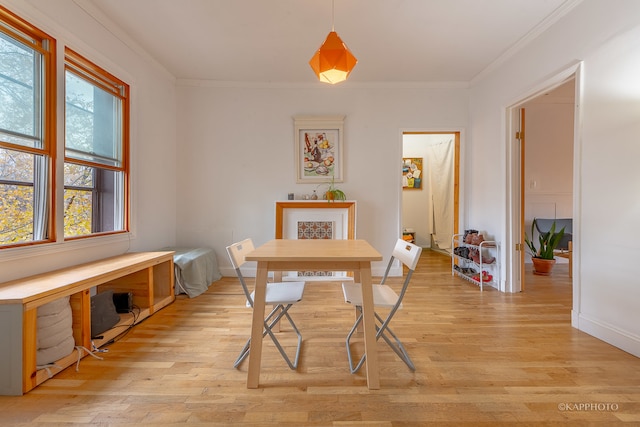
[326,191,335,201]
[532,257,556,276]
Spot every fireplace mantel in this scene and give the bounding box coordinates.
[275,201,356,280]
[275,201,356,240]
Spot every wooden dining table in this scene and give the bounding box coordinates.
[245,238,383,389]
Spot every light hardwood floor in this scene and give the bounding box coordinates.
[1,250,638,426]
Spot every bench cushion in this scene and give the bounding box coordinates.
[36,296,75,366]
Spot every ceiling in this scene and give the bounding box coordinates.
[79,0,579,84]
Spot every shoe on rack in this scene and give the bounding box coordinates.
[471,234,485,245]
[472,271,493,282]
[463,229,478,242]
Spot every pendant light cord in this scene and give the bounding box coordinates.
[331,0,335,31]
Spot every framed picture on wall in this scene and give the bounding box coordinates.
[294,115,344,183]
[402,157,423,189]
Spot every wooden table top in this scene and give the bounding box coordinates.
[245,239,382,262]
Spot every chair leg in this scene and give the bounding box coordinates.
[272,304,282,332]
[372,311,415,371]
[345,311,366,374]
[235,304,303,370]
[269,306,303,369]
[234,338,252,368]
[354,307,362,333]
[345,307,415,373]
[378,325,415,371]
[234,307,281,368]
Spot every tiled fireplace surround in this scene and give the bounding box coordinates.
[275,201,356,279]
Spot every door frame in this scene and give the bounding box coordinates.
[401,130,462,247]
[506,61,582,293]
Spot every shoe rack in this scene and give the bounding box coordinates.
[451,233,500,291]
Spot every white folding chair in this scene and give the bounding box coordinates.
[342,239,422,373]
[226,239,306,370]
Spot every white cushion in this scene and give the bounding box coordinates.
[36,296,75,362]
[37,296,71,317]
[37,308,73,349]
[36,335,75,366]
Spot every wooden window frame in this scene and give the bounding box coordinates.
[0,5,56,248]
[63,47,130,240]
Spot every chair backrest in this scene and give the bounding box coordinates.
[380,239,422,290]
[225,238,256,306]
[226,238,254,269]
[379,239,422,318]
[392,239,422,271]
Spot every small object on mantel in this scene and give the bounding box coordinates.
[403,228,415,243]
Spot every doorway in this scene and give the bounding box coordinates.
[402,132,460,253]
[507,63,580,292]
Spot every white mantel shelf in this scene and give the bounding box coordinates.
[274,201,356,240]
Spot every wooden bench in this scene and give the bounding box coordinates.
[0,251,175,395]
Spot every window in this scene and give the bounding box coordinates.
[0,6,55,247]
[0,5,130,248]
[64,49,129,238]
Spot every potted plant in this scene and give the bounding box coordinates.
[524,218,566,275]
[319,173,346,202]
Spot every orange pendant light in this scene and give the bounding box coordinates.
[309,31,357,84]
[309,1,357,84]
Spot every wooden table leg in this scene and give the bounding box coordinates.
[359,261,380,389]
[353,270,362,331]
[273,271,283,332]
[247,261,269,388]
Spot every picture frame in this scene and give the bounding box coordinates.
[402,157,423,189]
[294,115,344,183]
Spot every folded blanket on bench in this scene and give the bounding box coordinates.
[165,247,222,298]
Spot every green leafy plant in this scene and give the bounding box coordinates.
[320,173,346,202]
[524,218,565,260]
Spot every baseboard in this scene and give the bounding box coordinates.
[573,311,640,358]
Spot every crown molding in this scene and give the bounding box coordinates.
[470,0,584,86]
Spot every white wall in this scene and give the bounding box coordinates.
[175,84,468,276]
[468,0,640,356]
[0,0,178,282]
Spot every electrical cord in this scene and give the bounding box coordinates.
[102,304,141,347]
